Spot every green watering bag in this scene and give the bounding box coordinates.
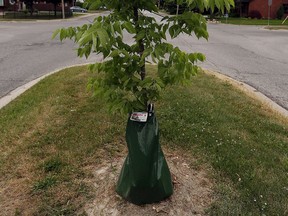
[116,107,173,205]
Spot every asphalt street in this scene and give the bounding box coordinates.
[174,23,288,110]
[0,12,288,110]
[0,13,106,99]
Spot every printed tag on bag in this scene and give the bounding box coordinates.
[130,112,148,122]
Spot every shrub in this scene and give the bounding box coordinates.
[164,1,187,14]
[229,12,240,18]
[75,1,83,8]
[277,5,284,19]
[248,10,262,19]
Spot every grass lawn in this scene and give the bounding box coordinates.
[218,17,288,26]
[0,65,288,215]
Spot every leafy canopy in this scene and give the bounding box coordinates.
[53,0,234,113]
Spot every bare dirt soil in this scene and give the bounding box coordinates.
[85,148,215,216]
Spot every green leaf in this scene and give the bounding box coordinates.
[123,22,136,34]
[168,26,174,38]
[114,21,122,35]
[92,33,98,50]
[59,29,66,41]
[196,53,206,61]
[78,32,92,46]
[109,50,120,58]
[96,28,109,48]
[51,0,233,114]
[141,48,153,61]
[51,29,60,39]
[135,30,146,41]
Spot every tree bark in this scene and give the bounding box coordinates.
[133,6,145,81]
[133,6,148,107]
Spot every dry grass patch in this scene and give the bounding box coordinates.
[85,148,215,216]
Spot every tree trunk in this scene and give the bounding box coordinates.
[54,4,57,16]
[239,0,242,17]
[27,2,33,16]
[133,7,145,81]
[134,6,147,107]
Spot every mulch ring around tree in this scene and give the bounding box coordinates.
[85,148,215,216]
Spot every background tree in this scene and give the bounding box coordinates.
[53,0,234,113]
[48,0,61,16]
[47,0,72,17]
[164,0,187,15]
[175,0,182,15]
[23,0,34,15]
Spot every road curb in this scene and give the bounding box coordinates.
[204,69,288,119]
[0,63,91,110]
[1,65,288,119]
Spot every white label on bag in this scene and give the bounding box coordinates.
[130,112,148,122]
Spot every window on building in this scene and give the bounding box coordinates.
[284,4,288,14]
[0,0,4,6]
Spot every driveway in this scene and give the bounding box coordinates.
[1,13,288,111]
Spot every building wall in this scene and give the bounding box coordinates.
[249,0,288,18]
[33,2,71,12]
[1,0,72,11]
[1,0,16,11]
[0,0,8,11]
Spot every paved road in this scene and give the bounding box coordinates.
[148,12,288,110]
[0,14,106,99]
[172,24,288,110]
[1,13,288,110]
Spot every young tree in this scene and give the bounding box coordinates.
[54,0,233,113]
[54,0,234,204]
